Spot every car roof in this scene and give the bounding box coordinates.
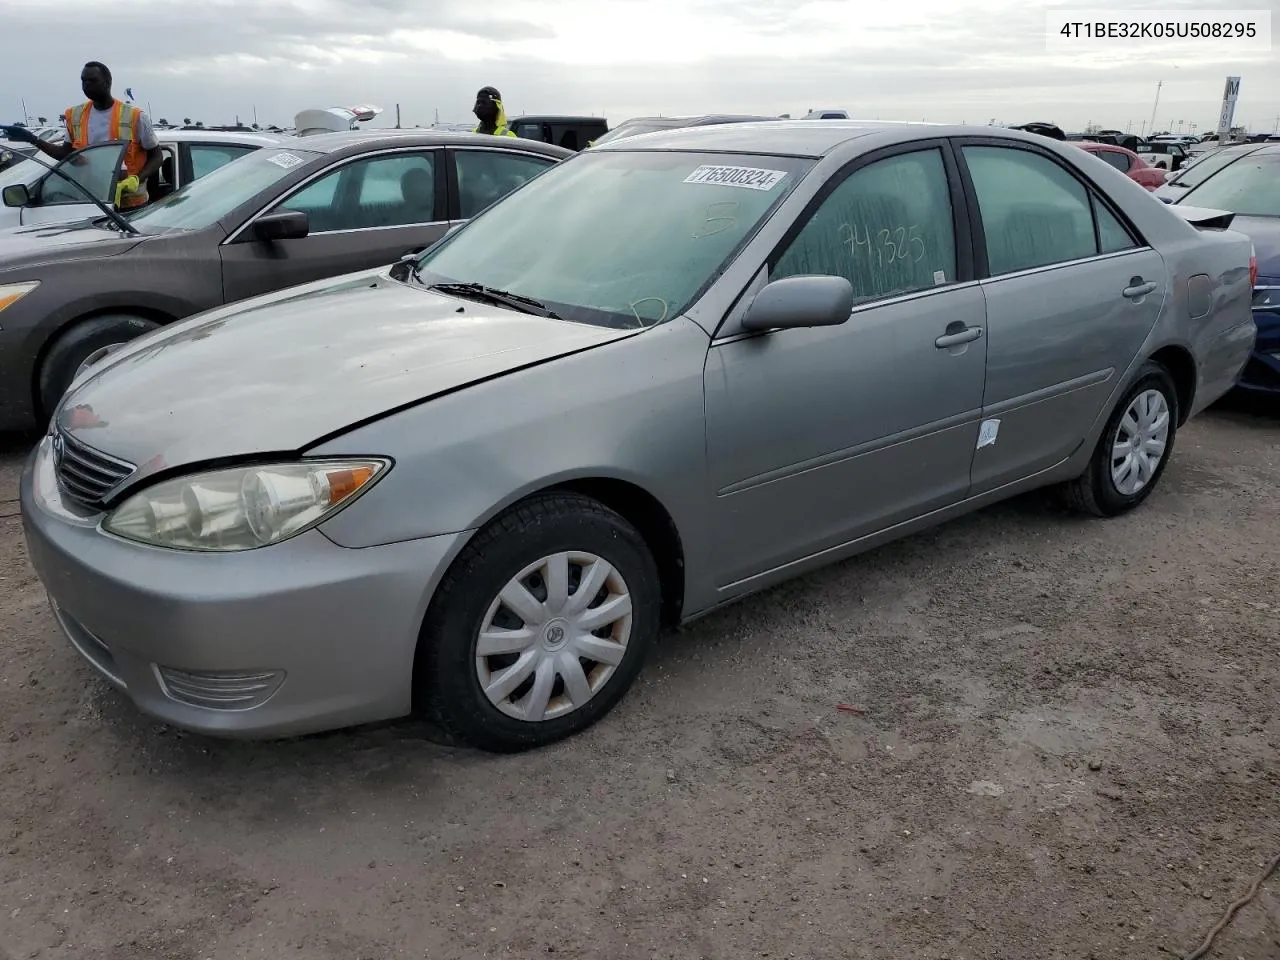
[590,119,973,157]
[157,130,293,147]
[286,129,575,158]
[509,116,607,124]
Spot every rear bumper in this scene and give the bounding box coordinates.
[1238,308,1280,394]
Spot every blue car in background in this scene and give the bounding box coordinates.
[1163,143,1280,395]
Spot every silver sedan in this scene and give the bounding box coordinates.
[21,121,1257,752]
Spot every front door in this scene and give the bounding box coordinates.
[218,148,449,304]
[955,140,1167,494]
[21,141,126,225]
[704,143,989,587]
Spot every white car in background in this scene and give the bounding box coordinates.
[0,129,291,230]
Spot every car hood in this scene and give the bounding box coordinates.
[57,272,642,475]
[0,220,145,270]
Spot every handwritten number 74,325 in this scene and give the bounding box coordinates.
[838,223,926,265]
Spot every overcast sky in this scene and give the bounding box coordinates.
[7,0,1278,135]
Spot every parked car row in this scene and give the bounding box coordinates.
[12,120,1262,755]
[0,131,570,429]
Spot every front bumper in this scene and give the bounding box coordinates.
[19,437,470,738]
[1237,306,1280,394]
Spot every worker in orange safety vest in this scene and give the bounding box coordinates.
[21,61,163,209]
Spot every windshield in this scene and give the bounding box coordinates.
[1168,148,1254,187]
[416,149,812,328]
[126,146,322,233]
[0,157,42,189]
[1182,153,1280,217]
[591,120,683,145]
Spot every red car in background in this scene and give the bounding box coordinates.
[1075,142,1167,190]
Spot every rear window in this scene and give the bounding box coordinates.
[1167,148,1253,188]
[1181,153,1280,217]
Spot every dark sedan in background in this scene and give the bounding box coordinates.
[0,130,571,429]
[1165,143,1280,394]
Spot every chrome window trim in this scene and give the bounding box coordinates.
[221,144,445,245]
[711,279,984,346]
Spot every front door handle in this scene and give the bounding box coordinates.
[1123,277,1158,299]
[935,324,983,349]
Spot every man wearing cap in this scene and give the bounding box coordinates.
[472,86,517,137]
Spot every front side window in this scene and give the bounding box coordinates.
[772,148,958,303]
[1181,153,1280,217]
[418,149,812,328]
[40,142,124,204]
[964,146,1100,274]
[127,146,323,233]
[189,144,257,181]
[454,149,554,219]
[277,152,438,232]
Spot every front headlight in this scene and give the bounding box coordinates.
[102,459,390,552]
[0,281,39,316]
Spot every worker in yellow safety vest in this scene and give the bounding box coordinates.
[7,61,163,210]
[472,86,518,137]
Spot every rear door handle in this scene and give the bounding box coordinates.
[1123,277,1158,298]
[935,325,983,349]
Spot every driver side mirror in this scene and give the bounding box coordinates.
[740,275,854,332]
[2,184,30,208]
[253,209,309,241]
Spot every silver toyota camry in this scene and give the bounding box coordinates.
[21,121,1257,752]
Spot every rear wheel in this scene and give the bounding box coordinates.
[1064,361,1179,517]
[416,492,661,752]
[37,314,160,422]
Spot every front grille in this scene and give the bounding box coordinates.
[53,429,136,510]
[155,667,286,711]
[1253,286,1278,311]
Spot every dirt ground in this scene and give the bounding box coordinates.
[1,397,1277,960]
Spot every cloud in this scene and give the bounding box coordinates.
[5,0,1276,134]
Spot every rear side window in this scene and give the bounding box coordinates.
[189,144,257,180]
[1097,150,1131,172]
[772,148,957,302]
[963,146,1138,274]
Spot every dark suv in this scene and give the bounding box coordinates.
[509,116,609,152]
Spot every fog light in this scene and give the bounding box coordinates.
[155,666,285,710]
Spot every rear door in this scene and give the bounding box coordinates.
[954,138,1167,494]
[20,141,127,225]
[218,147,448,303]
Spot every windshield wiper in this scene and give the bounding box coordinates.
[428,282,561,319]
[23,150,139,236]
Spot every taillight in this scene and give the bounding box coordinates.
[1250,245,1258,288]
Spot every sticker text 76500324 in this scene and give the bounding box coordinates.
[684,165,787,191]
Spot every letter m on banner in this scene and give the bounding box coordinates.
[1217,76,1241,140]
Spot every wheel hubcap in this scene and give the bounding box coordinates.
[476,551,633,722]
[1110,388,1170,496]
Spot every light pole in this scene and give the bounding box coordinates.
[1148,80,1162,135]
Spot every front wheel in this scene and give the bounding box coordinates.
[416,492,662,752]
[37,314,160,422]
[1064,360,1179,517]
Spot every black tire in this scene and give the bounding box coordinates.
[416,492,662,753]
[1064,360,1179,518]
[37,314,161,422]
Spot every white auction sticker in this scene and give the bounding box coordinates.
[265,152,305,169]
[684,165,787,191]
